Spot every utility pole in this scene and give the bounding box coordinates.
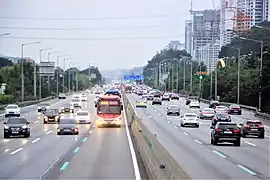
[183,59,186,90]
[56,56,59,95]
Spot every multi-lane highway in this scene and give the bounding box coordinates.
[0,93,139,180]
[127,93,270,179]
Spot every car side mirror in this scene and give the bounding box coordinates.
[3,122,6,124]
[27,122,30,124]
[210,126,214,129]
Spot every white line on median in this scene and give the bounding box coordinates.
[244,141,256,146]
[34,120,39,124]
[183,132,189,136]
[32,138,40,144]
[10,148,23,155]
[194,139,203,144]
[46,130,52,134]
[4,149,10,152]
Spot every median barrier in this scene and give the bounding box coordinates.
[178,93,270,119]
[123,92,191,179]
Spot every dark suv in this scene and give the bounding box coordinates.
[210,122,241,146]
[211,113,231,126]
[239,120,265,138]
[3,117,30,138]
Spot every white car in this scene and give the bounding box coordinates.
[5,104,21,117]
[189,101,200,108]
[76,111,91,124]
[71,98,82,108]
[180,113,199,127]
[81,95,88,101]
[73,94,81,100]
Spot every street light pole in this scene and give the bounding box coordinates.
[47,51,59,92]
[21,41,41,102]
[240,37,263,111]
[56,55,68,95]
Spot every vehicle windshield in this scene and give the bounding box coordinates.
[216,113,229,118]
[247,121,262,125]
[6,105,18,109]
[203,109,214,112]
[185,114,197,118]
[169,105,178,109]
[72,99,80,102]
[45,109,59,114]
[230,104,240,108]
[97,105,121,114]
[216,106,226,110]
[77,112,89,116]
[60,119,76,124]
[218,124,238,130]
[7,118,26,124]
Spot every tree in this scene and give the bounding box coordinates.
[0,57,13,67]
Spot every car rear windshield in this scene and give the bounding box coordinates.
[216,113,229,118]
[169,106,178,109]
[7,105,18,109]
[77,112,89,116]
[247,121,262,125]
[7,118,26,124]
[231,105,240,108]
[204,109,214,112]
[218,124,238,130]
[60,119,76,124]
[72,99,80,102]
[185,114,196,117]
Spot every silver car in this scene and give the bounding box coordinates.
[199,108,215,119]
[167,105,180,116]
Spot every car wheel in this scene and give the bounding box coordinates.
[4,115,8,118]
[242,133,247,138]
[238,112,242,115]
[177,113,180,116]
[212,138,218,145]
[4,133,9,138]
[234,138,241,146]
[180,124,184,127]
[258,132,264,139]
[57,132,60,135]
[43,120,47,124]
[195,124,199,128]
[25,133,30,138]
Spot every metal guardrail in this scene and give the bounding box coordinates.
[178,94,270,119]
[123,92,190,179]
[0,96,57,110]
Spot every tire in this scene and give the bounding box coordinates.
[212,138,218,145]
[238,111,242,115]
[5,114,8,118]
[195,124,199,128]
[210,138,213,144]
[25,133,30,138]
[57,132,60,135]
[258,132,264,139]
[180,124,184,127]
[118,125,121,128]
[167,113,170,115]
[43,120,47,124]
[234,138,241,146]
[4,133,9,138]
[242,133,247,138]
[177,113,180,116]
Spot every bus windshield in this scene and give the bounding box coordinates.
[97,105,121,114]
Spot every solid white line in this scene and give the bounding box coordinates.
[183,132,189,136]
[10,148,23,155]
[198,121,203,124]
[46,130,52,134]
[237,165,256,175]
[124,95,141,180]
[34,120,39,124]
[212,150,227,158]
[244,141,256,147]
[32,138,40,144]
[4,149,10,152]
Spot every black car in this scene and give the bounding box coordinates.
[147,95,154,100]
[239,120,265,138]
[61,103,74,113]
[3,117,30,138]
[212,113,231,126]
[37,103,50,113]
[186,99,191,105]
[57,118,79,135]
[167,105,180,115]
[209,100,220,108]
[210,122,241,146]
[43,109,60,124]
[171,94,179,100]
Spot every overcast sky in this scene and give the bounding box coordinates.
[0,0,219,70]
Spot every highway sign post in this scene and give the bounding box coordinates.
[124,75,144,81]
[39,61,55,76]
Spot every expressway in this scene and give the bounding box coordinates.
[127,93,270,179]
[0,93,138,180]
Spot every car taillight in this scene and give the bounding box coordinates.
[244,125,249,128]
[233,129,240,133]
[215,128,222,132]
[258,125,264,128]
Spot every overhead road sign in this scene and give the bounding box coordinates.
[38,61,55,76]
[124,75,144,80]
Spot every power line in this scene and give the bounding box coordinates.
[3,36,183,41]
[0,13,180,20]
[0,24,181,31]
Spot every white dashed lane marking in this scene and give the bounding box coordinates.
[244,141,256,147]
[10,148,23,155]
[32,138,40,144]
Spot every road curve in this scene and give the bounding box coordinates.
[127,93,270,180]
[0,94,139,180]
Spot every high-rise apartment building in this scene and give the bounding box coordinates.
[184,20,192,54]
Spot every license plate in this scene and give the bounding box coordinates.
[224,131,232,134]
[64,129,70,132]
[234,111,238,112]
[221,118,226,120]
[12,131,19,134]
[251,129,258,131]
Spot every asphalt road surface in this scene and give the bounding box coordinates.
[0,93,138,180]
[127,93,270,180]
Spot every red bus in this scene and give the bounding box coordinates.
[95,95,122,128]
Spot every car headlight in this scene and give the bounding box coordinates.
[55,116,59,119]
[38,106,41,109]
[61,107,64,109]
[4,125,9,129]
[44,116,48,120]
[22,125,27,129]
[46,106,50,109]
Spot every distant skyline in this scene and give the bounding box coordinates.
[0,0,219,70]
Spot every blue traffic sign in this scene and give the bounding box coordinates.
[124,75,144,80]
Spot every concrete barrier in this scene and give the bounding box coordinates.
[123,92,190,179]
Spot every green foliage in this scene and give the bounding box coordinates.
[77,74,91,90]
[0,57,13,67]
[0,94,15,104]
